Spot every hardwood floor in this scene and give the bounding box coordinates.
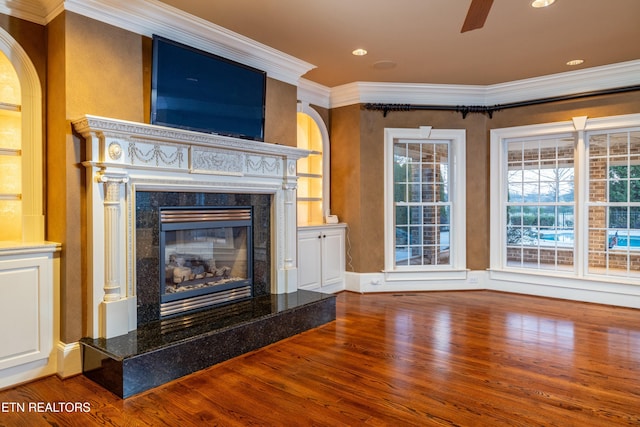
[2,290,640,426]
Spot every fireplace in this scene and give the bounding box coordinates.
[73,115,315,338]
[136,191,271,325]
[75,116,337,398]
[159,206,253,317]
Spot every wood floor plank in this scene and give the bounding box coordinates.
[2,290,640,426]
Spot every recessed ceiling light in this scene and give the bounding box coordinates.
[531,0,556,7]
[566,59,584,66]
[352,48,368,56]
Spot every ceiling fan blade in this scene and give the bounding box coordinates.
[461,0,494,33]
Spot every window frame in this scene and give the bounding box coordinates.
[490,114,640,284]
[384,126,466,281]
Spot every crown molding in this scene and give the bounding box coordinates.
[63,0,315,85]
[0,0,62,24]
[330,59,640,109]
[297,78,331,109]
[485,60,640,105]
[330,82,488,109]
[0,0,315,85]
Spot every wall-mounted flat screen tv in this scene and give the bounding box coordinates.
[151,35,266,141]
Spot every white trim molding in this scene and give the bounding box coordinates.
[297,78,331,109]
[488,270,640,309]
[330,60,640,109]
[56,341,82,378]
[345,270,486,294]
[331,81,488,109]
[345,269,640,309]
[0,0,62,25]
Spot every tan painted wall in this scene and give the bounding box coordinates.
[66,14,145,121]
[330,105,363,270]
[330,92,640,273]
[265,78,297,146]
[46,14,76,343]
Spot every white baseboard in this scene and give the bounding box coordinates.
[343,270,640,308]
[56,341,82,378]
[488,269,640,309]
[0,342,82,390]
[345,271,384,293]
[344,270,485,293]
[0,357,55,391]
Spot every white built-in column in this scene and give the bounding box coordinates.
[99,171,128,301]
[281,159,299,293]
[97,170,130,338]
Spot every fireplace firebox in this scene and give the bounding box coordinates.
[159,206,253,317]
[135,191,272,326]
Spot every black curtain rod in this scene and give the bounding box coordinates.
[363,84,640,119]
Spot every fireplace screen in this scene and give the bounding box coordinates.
[159,207,253,317]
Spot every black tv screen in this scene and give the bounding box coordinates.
[151,36,266,141]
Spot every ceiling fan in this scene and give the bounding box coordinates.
[461,0,494,33]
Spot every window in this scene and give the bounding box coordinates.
[384,127,466,278]
[491,114,640,282]
[393,140,451,267]
[587,128,640,277]
[505,135,575,271]
[296,103,330,226]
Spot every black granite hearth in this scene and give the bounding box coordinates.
[80,290,336,398]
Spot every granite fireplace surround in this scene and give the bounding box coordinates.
[73,116,336,398]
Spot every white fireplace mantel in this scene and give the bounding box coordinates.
[72,115,310,339]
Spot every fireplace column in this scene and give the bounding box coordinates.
[100,171,128,300]
[280,159,299,293]
[97,169,130,338]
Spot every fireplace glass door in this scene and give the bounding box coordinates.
[159,207,253,317]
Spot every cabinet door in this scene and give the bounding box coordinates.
[0,254,53,372]
[297,230,322,290]
[321,229,345,287]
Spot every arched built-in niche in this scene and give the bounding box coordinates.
[296,102,330,225]
[0,26,44,241]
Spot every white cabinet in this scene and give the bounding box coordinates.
[0,242,60,389]
[297,224,346,293]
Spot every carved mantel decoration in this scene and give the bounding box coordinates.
[73,115,310,339]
